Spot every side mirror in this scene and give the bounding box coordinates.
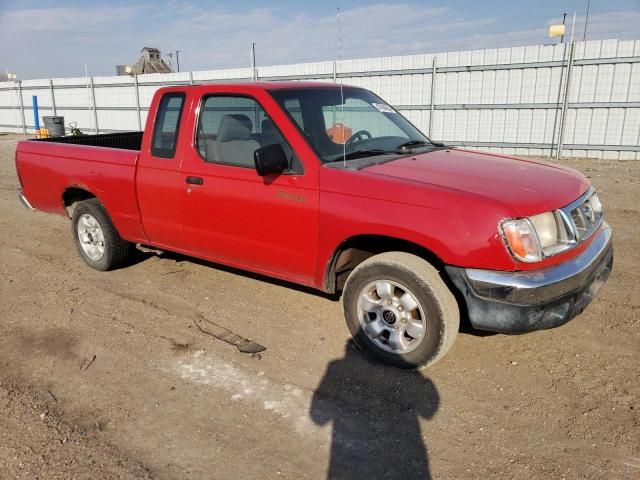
[254,143,288,176]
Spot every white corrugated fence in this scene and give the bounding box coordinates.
[1,39,639,159]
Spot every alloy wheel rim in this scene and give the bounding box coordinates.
[356,279,427,354]
[77,213,105,261]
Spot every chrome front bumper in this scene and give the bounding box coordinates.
[446,224,613,333]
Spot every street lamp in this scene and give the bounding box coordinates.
[549,24,566,43]
[549,12,576,44]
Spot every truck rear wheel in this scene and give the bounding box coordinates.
[71,198,131,271]
[342,252,459,369]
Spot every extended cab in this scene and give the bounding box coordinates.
[15,82,613,368]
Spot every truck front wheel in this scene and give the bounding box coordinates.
[342,252,459,369]
[71,199,131,271]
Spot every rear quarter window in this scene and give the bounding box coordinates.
[151,93,186,158]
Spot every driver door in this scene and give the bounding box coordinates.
[179,92,319,285]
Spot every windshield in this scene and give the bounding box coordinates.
[269,87,433,164]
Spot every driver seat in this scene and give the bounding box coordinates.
[206,114,260,166]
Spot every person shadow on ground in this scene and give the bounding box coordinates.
[310,341,440,480]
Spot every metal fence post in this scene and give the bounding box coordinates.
[549,43,568,157]
[89,76,99,134]
[189,71,194,85]
[556,41,575,160]
[17,81,26,134]
[133,74,142,131]
[428,56,437,137]
[333,61,337,83]
[49,79,57,116]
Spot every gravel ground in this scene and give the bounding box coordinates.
[0,133,638,479]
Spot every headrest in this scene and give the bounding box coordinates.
[217,114,253,142]
[261,118,277,136]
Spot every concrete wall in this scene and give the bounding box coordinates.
[1,39,639,159]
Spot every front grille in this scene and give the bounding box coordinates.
[562,190,603,243]
[571,203,596,238]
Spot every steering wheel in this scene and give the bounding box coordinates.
[345,129,372,147]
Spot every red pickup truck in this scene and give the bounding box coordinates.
[15,82,613,368]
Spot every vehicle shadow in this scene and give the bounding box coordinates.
[130,248,495,336]
[310,341,439,480]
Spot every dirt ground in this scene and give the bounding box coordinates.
[0,132,638,480]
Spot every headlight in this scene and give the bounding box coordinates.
[501,191,604,263]
[529,212,559,249]
[502,212,573,262]
[529,211,572,254]
[501,218,542,262]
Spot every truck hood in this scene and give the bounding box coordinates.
[364,148,590,216]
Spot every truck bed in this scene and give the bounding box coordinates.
[33,131,143,151]
[16,134,147,244]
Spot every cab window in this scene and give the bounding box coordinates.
[151,93,185,158]
[195,95,302,173]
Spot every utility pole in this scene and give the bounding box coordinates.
[583,0,591,41]
[176,50,181,72]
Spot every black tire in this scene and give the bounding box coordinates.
[342,252,459,369]
[71,198,132,271]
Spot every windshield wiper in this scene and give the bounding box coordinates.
[396,140,446,150]
[327,149,398,162]
[327,141,447,163]
[396,140,430,150]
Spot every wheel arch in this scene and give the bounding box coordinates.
[62,186,97,217]
[324,234,446,295]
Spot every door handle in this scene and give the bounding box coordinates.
[186,176,204,185]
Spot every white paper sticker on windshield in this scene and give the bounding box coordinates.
[372,103,396,113]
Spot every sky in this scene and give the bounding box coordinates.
[1,0,639,79]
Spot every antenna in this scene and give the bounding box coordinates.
[336,7,346,168]
[583,0,591,41]
[251,43,257,81]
